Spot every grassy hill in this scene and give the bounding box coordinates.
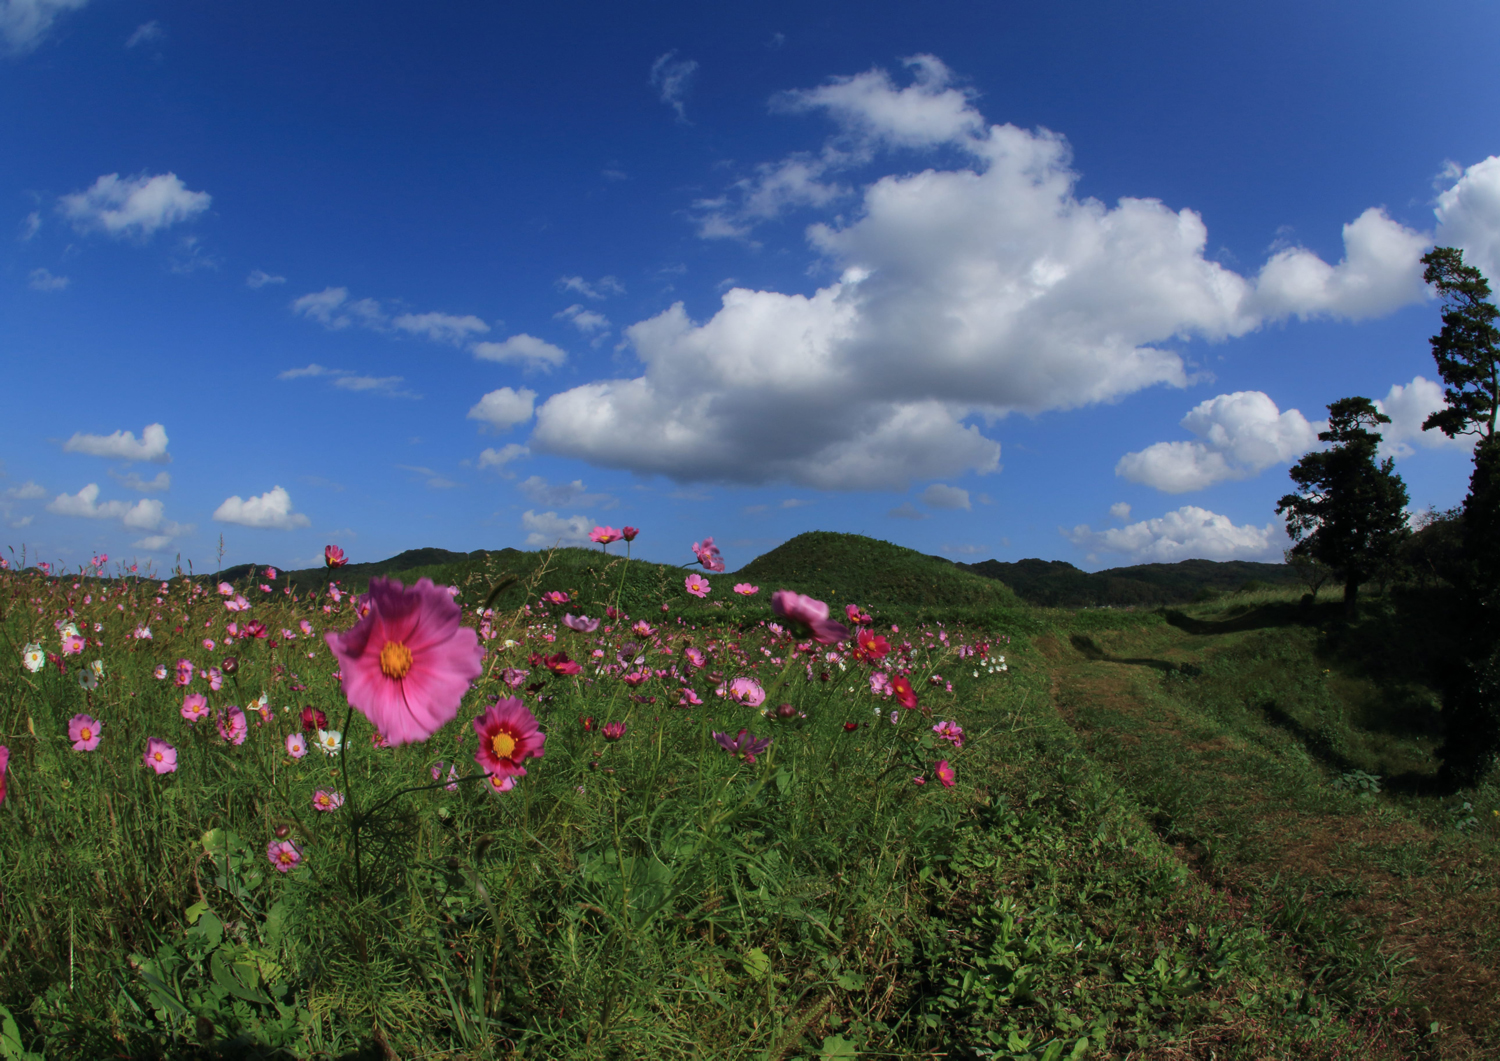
[961,556,1303,607]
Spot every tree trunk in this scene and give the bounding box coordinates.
[1343,578,1360,621]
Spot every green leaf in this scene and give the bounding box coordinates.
[815,1033,858,1058]
[184,901,209,925]
[210,950,273,1005]
[741,947,771,980]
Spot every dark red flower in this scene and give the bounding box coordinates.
[891,674,918,710]
[300,706,327,733]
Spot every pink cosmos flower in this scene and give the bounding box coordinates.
[62,633,85,656]
[325,544,347,569]
[621,669,651,687]
[226,595,250,612]
[589,526,622,545]
[244,620,268,640]
[932,720,965,747]
[632,620,656,637]
[299,619,313,636]
[430,761,459,791]
[854,628,891,662]
[175,659,195,686]
[679,687,703,706]
[541,590,570,606]
[217,706,248,745]
[265,567,278,579]
[0,746,8,805]
[934,760,956,788]
[724,676,766,707]
[285,732,307,758]
[845,603,873,625]
[181,694,210,722]
[473,697,546,778]
[68,713,102,752]
[691,537,725,572]
[562,613,600,633]
[501,667,528,688]
[621,526,639,542]
[712,729,771,763]
[324,577,485,746]
[143,738,177,774]
[311,789,344,812]
[684,646,706,668]
[218,582,234,596]
[771,591,849,646]
[602,721,626,741]
[890,674,918,710]
[202,638,216,651]
[485,772,516,795]
[267,839,302,873]
[207,667,223,692]
[733,583,759,596]
[684,573,711,598]
[912,775,927,786]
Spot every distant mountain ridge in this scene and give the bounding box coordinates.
[957,557,1300,607]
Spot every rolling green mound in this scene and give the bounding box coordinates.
[962,556,1302,607]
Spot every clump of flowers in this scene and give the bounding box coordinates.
[68,713,102,752]
[143,738,177,774]
[217,706,248,746]
[473,698,546,780]
[324,577,484,745]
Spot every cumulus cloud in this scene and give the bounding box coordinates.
[1109,502,1131,522]
[246,269,285,288]
[649,51,698,121]
[133,534,173,550]
[1065,505,1283,564]
[212,485,310,530]
[59,172,210,239]
[920,483,970,510]
[63,422,170,463]
[468,387,536,431]
[1375,375,1474,457]
[1434,156,1500,287]
[558,275,624,300]
[517,476,613,508]
[47,483,164,529]
[27,267,67,291]
[1117,392,1321,493]
[392,311,490,345]
[555,304,611,335]
[522,509,592,546]
[290,287,386,330]
[477,443,529,469]
[110,469,170,492]
[1,0,88,56]
[1250,208,1431,321]
[5,480,45,500]
[471,334,567,369]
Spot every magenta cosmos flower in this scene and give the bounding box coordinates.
[325,544,347,569]
[684,573,711,598]
[472,697,546,778]
[324,577,484,746]
[181,694,210,722]
[771,591,849,645]
[311,789,344,812]
[733,583,759,596]
[934,760,956,788]
[68,713,102,752]
[143,738,178,774]
[589,526,622,545]
[692,537,725,572]
[621,526,639,542]
[0,745,9,805]
[267,839,302,873]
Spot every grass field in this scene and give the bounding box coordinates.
[1,537,1496,1059]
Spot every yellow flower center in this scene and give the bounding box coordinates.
[491,731,518,759]
[80,727,92,741]
[379,640,414,679]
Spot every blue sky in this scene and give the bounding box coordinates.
[4,0,1499,575]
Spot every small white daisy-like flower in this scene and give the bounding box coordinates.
[315,729,343,756]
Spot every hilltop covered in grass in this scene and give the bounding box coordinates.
[962,556,1302,608]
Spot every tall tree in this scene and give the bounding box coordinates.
[1277,397,1410,620]
[1421,248,1500,784]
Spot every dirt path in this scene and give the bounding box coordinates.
[1038,627,1500,1059]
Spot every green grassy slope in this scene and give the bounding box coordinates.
[962,556,1303,607]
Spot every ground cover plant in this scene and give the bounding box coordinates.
[3,536,1499,1059]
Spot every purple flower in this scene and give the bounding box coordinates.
[562,613,600,634]
[712,729,772,763]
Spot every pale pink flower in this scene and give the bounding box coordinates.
[285,732,307,758]
[723,677,765,707]
[154,664,167,680]
[203,638,216,651]
[207,667,223,692]
[684,573,711,598]
[62,633,85,656]
[218,582,234,596]
[679,687,703,706]
[143,738,177,774]
[225,595,250,612]
[684,646,706,668]
[733,583,759,596]
[181,694,210,722]
[68,713,102,751]
[267,839,302,873]
[299,619,313,635]
[771,591,849,645]
[563,614,600,633]
[324,578,485,746]
[311,789,344,812]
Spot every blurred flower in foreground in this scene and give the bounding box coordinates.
[325,544,347,569]
[324,577,484,745]
[692,537,725,572]
[771,591,849,645]
[267,839,302,873]
[712,729,771,764]
[473,697,546,779]
[68,713,102,752]
[143,738,177,774]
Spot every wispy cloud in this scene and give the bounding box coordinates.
[277,363,419,399]
[27,267,68,291]
[649,51,698,122]
[246,268,285,289]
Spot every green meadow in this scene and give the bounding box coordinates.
[1,533,1496,1060]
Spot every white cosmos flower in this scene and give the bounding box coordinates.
[22,643,45,673]
[90,659,105,679]
[315,729,343,756]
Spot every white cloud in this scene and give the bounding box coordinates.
[59,172,210,239]
[27,267,67,291]
[1,0,88,56]
[1116,391,1321,492]
[775,54,985,152]
[471,334,567,368]
[19,211,40,239]
[63,422,170,463]
[555,304,611,335]
[109,469,170,492]
[1250,208,1430,321]
[1375,375,1474,457]
[392,311,490,345]
[888,502,928,519]
[47,483,163,530]
[517,475,613,508]
[522,509,593,546]
[1434,155,1500,287]
[558,275,624,300]
[124,19,160,48]
[213,486,310,530]
[133,534,172,550]
[468,387,536,431]
[920,483,970,510]
[1065,505,1283,564]
[290,287,387,330]
[649,51,698,121]
[397,465,460,490]
[1109,502,1131,522]
[278,363,417,398]
[5,480,44,499]
[246,269,285,288]
[477,444,529,469]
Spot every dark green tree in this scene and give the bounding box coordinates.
[1277,397,1410,620]
[1421,248,1500,784]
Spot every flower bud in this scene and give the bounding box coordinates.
[274,825,290,838]
[777,703,797,719]
[221,656,239,675]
